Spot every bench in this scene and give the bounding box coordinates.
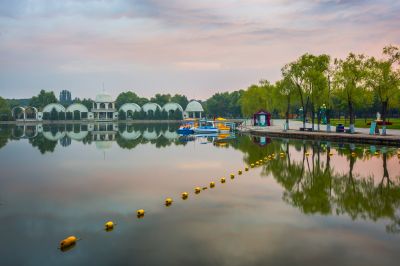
[336,124,345,133]
[299,127,313,132]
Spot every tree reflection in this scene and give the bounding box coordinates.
[29,135,57,154]
[235,135,400,233]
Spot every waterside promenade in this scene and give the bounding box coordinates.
[240,120,400,146]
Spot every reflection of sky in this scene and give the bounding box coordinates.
[0,135,400,265]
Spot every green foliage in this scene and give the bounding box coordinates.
[333,53,372,126]
[282,53,330,127]
[204,90,243,118]
[66,112,73,120]
[0,97,12,121]
[151,94,171,107]
[115,91,148,109]
[29,90,58,110]
[74,98,94,110]
[365,47,400,124]
[240,80,275,117]
[50,108,59,120]
[171,94,189,108]
[28,135,57,154]
[59,111,66,120]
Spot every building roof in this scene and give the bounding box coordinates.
[185,101,204,112]
[95,93,114,103]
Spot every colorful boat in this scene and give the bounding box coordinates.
[177,120,195,134]
[193,120,218,134]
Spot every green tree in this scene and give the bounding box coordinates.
[115,91,149,109]
[333,53,372,133]
[74,98,94,110]
[240,80,274,117]
[0,97,12,121]
[366,46,400,135]
[50,108,59,120]
[151,94,171,107]
[273,77,297,130]
[205,90,243,118]
[282,54,330,130]
[171,94,189,109]
[29,90,58,110]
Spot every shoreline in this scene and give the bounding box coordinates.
[244,127,400,146]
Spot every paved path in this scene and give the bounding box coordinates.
[239,119,400,146]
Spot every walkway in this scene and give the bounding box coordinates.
[240,119,400,146]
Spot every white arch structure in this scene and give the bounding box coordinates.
[142,102,161,113]
[11,106,39,120]
[119,103,142,118]
[162,103,183,112]
[66,103,89,113]
[12,106,26,120]
[42,103,66,113]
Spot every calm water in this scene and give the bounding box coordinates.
[0,123,400,266]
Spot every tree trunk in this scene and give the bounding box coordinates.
[285,96,290,131]
[348,101,355,133]
[311,103,315,131]
[381,100,388,135]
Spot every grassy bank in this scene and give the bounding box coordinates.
[329,118,400,129]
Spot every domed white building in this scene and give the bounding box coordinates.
[184,101,204,119]
[92,93,118,121]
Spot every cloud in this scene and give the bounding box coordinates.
[0,0,399,99]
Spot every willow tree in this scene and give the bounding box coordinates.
[333,53,371,133]
[366,46,400,135]
[273,76,297,130]
[240,80,275,117]
[282,53,330,130]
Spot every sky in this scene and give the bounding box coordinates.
[0,0,399,100]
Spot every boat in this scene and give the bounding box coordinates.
[193,120,218,134]
[214,117,231,133]
[177,120,195,134]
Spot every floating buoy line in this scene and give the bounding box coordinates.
[61,149,395,252]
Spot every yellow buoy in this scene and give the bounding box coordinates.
[251,164,255,168]
[351,152,356,157]
[221,177,226,183]
[137,209,145,218]
[60,236,78,250]
[305,152,310,156]
[195,187,201,194]
[105,221,114,230]
[245,167,249,171]
[374,151,380,156]
[182,192,189,199]
[210,182,215,188]
[329,152,334,156]
[165,198,173,206]
[230,174,235,179]
[238,170,242,175]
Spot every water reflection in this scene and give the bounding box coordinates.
[231,137,400,233]
[0,123,400,265]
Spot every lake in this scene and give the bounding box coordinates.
[0,123,400,266]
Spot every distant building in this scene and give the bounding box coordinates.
[59,90,72,104]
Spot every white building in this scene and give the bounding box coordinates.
[184,101,204,119]
[91,93,118,121]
